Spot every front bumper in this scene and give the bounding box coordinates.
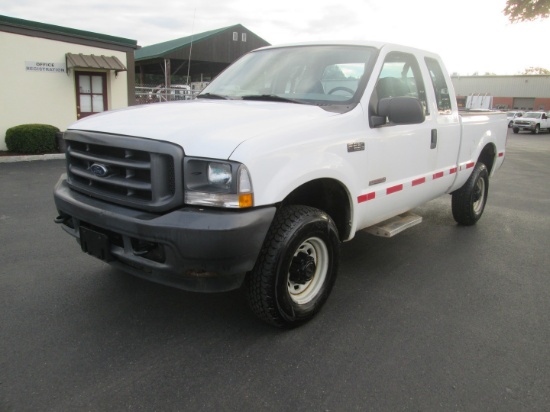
[53,175,276,292]
[513,123,536,131]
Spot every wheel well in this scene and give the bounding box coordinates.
[281,179,351,241]
[478,144,496,175]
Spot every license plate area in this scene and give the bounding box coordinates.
[80,226,114,262]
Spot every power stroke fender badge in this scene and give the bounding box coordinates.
[90,163,110,177]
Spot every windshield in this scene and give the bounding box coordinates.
[199,45,376,108]
[523,112,542,119]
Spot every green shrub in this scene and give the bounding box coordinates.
[5,124,60,154]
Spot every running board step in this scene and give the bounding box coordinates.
[363,213,422,238]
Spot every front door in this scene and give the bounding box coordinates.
[76,72,107,119]
[357,51,438,227]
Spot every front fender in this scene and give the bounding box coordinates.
[229,107,368,212]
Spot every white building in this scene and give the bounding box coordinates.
[0,15,138,150]
[451,75,550,111]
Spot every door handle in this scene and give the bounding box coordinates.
[430,129,437,149]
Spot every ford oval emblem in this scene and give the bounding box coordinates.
[90,163,110,177]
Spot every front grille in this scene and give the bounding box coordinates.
[515,121,530,126]
[64,131,184,212]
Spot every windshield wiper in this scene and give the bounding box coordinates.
[241,94,304,104]
[197,93,230,100]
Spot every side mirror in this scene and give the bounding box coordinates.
[371,97,425,127]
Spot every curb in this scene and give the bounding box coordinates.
[0,153,65,163]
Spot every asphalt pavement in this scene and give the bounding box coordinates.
[1,129,549,411]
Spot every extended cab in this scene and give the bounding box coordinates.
[54,42,507,327]
[512,111,550,134]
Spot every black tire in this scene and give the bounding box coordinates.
[245,205,340,328]
[508,120,513,128]
[532,125,540,134]
[452,162,489,226]
[513,127,519,134]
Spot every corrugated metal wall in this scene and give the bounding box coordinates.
[451,76,550,98]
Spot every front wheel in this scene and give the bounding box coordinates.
[513,127,519,134]
[452,162,489,226]
[245,205,340,328]
[532,125,540,134]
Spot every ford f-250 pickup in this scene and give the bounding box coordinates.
[54,41,507,327]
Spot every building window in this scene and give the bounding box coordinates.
[233,32,238,41]
[76,72,107,119]
[242,33,247,42]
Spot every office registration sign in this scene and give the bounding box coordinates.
[25,61,66,73]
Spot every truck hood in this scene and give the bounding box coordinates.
[68,100,338,158]
[515,116,540,121]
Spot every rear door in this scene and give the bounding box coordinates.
[423,57,461,186]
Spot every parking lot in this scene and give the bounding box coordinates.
[1,129,549,411]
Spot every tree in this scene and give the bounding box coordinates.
[504,0,550,22]
[522,67,550,74]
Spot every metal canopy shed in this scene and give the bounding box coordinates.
[135,24,270,87]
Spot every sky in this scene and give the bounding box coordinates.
[2,0,549,75]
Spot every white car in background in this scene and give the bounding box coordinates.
[506,111,523,128]
[512,111,550,134]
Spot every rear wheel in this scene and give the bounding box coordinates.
[245,205,340,328]
[452,162,489,226]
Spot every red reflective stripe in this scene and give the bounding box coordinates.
[358,192,375,203]
[360,163,472,204]
[387,184,403,195]
[412,177,425,186]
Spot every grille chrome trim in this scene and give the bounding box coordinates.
[64,130,184,212]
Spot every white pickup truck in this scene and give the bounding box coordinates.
[512,111,550,134]
[54,41,507,327]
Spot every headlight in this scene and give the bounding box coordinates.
[184,158,253,208]
[208,162,232,187]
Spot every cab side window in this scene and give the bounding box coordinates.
[425,57,452,114]
[369,52,428,124]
